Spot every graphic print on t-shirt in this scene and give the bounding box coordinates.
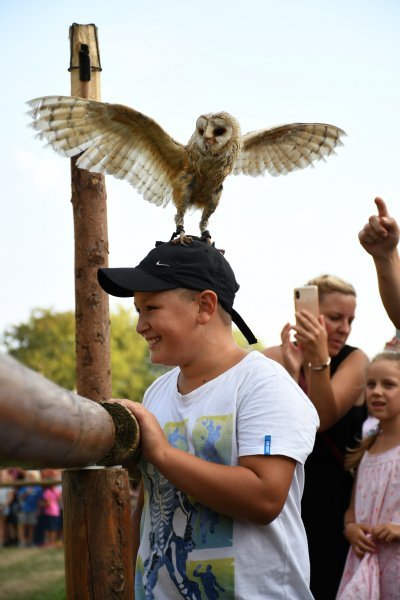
[135,414,234,599]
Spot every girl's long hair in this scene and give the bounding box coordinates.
[344,431,379,472]
[344,351,400,472]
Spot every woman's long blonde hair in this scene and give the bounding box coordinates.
[345,351,400,472]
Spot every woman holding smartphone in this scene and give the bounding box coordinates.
[263,274,369,600]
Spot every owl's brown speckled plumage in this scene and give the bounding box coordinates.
[27,96,345,241]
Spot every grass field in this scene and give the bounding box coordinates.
[0,546,66,600]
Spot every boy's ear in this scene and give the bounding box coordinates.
[197,290,218,323]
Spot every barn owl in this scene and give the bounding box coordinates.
[28,96,345,243]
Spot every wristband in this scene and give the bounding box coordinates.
[308,357,331,371]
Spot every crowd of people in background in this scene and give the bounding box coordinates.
[0,468,63,549]
[0,466,141,552]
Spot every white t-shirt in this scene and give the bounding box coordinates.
[135,351,319,600]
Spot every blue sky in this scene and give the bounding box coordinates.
[1,0,400,357]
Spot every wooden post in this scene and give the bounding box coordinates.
[63,468,134,599]
[69,23,101,101]
[63,24,135,599]
[0,352,113,467]
[0,353,140,469]
[69,23,110,401]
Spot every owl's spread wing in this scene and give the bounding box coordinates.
[233,123,345,177]
[27,96,185,207]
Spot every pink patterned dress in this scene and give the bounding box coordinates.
[336,444,400,599]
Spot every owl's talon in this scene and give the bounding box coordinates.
[201,230,214,246]
[180,235,193,245]
[170,230,193,245]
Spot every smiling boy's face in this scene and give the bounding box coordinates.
[134,289,202,367]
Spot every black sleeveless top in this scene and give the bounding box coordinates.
[301,344,367,600]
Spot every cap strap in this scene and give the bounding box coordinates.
[230,309,257,345]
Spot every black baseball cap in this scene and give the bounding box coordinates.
[97,237,257,344]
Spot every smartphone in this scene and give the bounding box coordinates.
[294,285,319,319]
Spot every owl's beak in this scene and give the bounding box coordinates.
[204,138,214,149]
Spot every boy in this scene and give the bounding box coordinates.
[98,237,319,599]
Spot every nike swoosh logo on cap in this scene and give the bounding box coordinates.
[156,261,170,267]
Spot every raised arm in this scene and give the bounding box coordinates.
[359,197,400,328]
[291,311,368,430]
[118,400,296,526]
[305,347,368,430]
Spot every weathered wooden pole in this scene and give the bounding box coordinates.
[69,23,110,400]
[63,468,134,599]
[0,351,138,598]
[0,352,140,469]
[63,23,134,599]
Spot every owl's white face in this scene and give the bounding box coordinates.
[194,113,238,155]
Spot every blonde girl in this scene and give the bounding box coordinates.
[337,352,400,599]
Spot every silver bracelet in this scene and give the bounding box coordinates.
[308,357,331,371]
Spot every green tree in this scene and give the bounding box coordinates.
[2,308,76,390]
[1,306,166,400]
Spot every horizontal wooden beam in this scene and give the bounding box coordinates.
[0,352,139,468]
